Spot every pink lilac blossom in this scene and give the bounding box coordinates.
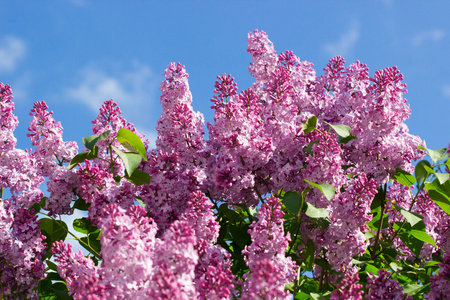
[52,241,108,300]
[330,266,363,300]
[425,251,450,300]
[98,204,158,299]
[179,191,234,299]
[366,269,411,300]
[322,174,377,269]
[0,205,46,300]
[157,62,207,169]
[241,195,296,299]
[27,101,77,177]
[0,83,18,153]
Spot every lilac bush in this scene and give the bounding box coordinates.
[1,30,450,299]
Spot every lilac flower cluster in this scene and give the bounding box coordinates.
[241,196,295,299]
[425,251,450,300]
[366,270,411,300]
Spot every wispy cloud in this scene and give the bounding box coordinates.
[411,29,445,47]
[0,36,26,73]
[65,61,159,146]
[442,85,450,98]
[324,21,360,58]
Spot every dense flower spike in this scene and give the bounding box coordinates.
[0,83,18,153]
[366,270,411,300]
[0,205,46,299]
[425,251,450,300]
[330,267,363,300]
[242,196,296,299]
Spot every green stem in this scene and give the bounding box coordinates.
[371,183,387,260]
[67,230,101,260]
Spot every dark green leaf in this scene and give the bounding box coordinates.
[111,145,143,177]
[302,239,315,270]
[116,128,147,161]
[229,224,251,249]
[370,188,384,210]
[125,169,151,186]
[51,282,73,300]
[39,218,68,242]
[29,202,41,214]
[415,160,432,186]
[83,130,110,151]
[398,223,424,257]
[392,168,416,186]
[73,218,98,235]
[46,260,58,271]
[338,134,357,144]
[304,179,335,201]
[68,147,99,170]
[303,140,319,156]
[40,196,47,208]
[283,191,303,216]
[302,116,317,134]
[72,197,90,211]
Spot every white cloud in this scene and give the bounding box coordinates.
[66,61,159,145]
[0,36,26,73]
[411,29,445,47]
[442,85,450,98]
[324,21,360,58]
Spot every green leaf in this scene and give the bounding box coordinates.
[415,160,432,186]
[423,165,449,185]
[39,218,68,242]
[125,169,151,186]
[325,122,351,137]
[303,139,319,156]
[82,130,111,151]
[302,116,317,134]
[39,218,69,258]
[426,180,450,215]
[111,145,143,177]
[80,231,102,254]
[423,261,439,267]
[51,282,73,300]
[304,202,330,230]
[135,196,146,208]
[392,168,416,186]
[116,128,147,161]
[283,191,303,216]
[398,223,424,257]
[395,206,423,227]
[410,229,437,247]
[403,283,431,297]
[29,202,41,214]
[68,146,99,170]
[304,179,335,201]
[46,260,58,271]
[229,224,251,249]
[72,197,90,211]
[339,134,357,144]
[418,146,449,163]
[302,239,316,270]
[73,218,98,235]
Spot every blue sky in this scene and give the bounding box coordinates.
[1,1,449,152]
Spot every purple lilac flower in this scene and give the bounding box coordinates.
[425,251,450,300]
[330,267,363,300]
[241,195,296,299]
[366,269,411,300]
